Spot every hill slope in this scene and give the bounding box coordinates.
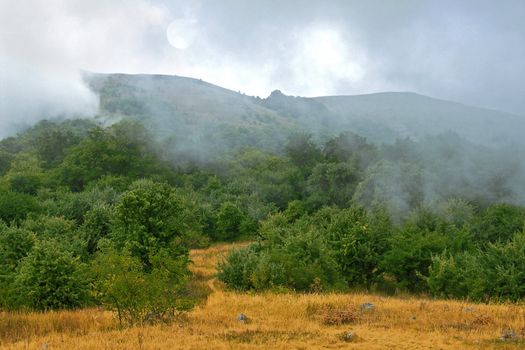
[86,73,525,155]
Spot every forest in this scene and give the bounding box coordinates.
[1,117,525,327]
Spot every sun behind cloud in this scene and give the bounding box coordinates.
[166,18,198,50]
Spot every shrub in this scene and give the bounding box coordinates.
[326,206,391,288]
[21,215,76,239]
[0,225,35,309]
[217,245,260,291]
[14,240,89,310]
[92,247,192,326]
[428,232,525,301]
[214,201,253,241]
[0,190,39,223]
[218,230,344,292]
[252,230,344,292]
[427,253,472,299]
[111,179,199,269]
[80,204,114,255]
[471,204,525,244]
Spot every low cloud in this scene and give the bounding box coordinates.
[1,0,524,136]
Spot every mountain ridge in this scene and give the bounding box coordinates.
[85,72,525,152]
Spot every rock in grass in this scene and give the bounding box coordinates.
[339,331,357,342]
[360,302,374,311]
[237,313,249,323]
[500,329,517,341]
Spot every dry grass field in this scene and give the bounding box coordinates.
[1,243,525,349]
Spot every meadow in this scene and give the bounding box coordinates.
[1,243,524,350]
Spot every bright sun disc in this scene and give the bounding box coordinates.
[166,19,197,49]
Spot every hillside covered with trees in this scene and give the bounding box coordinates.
[2,97,525,323]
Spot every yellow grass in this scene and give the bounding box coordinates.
[2,242,525,349]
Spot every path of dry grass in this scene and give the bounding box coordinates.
[1,243,525,349]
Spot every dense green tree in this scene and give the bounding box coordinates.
[2,153,44,195]
[284,133,322,173]
[215,201,253,241]
[15,240,89,310]
[80,204,114,255]
[323,132,378,169]
[59,121,170,191]
[0,225,35,308]
[306,162,360,209]
[326,206,392,288]
[0,190,39,223]
[111,179,200,269]
[471,204,525,243]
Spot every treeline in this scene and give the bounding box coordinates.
[0,118,524,320]
[219,201,525,301]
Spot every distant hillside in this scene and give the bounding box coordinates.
[315,92,525,146]
[86,73,525,157]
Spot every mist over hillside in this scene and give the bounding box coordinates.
[87,72,525,149]
[81,72,525,210]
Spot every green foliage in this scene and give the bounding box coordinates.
[254,230,344,292]
[59,121,170,191]
[428,231,525,301]
[27,119,89,168]
[14,240,89,310]
[0,225,35,308]
[80,204,114,255]
[111,179,198,269]
[217,245,260,291]
[0,190,39,223]
[285,133,322,173]
[229,149,301,209]
[380,208,472,292]
[21,215,76,239]
[218,229,344,292]
[306,162,360,209]
[326,206,392,288]
[40,186,118,225]
[92,247,191,326]
[427,253,474,299]
[215,201,254,241]
[2,153,44,195]
[471,204,525,243]
[2,116,525,310]
[323,132,378,169]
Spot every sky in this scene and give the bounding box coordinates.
[1,0,525,133]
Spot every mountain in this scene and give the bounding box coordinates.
[315,92,525,146]
[85,72,525,157]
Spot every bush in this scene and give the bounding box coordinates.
[21,215,76,239]
[254,230,344,291]
[218,228,344,292]
[80,204,114,254]
[471,204,525,244]
[428,232,525,301]
[0,190,39,223]
[14,240,89,310]
[41,186,118,225]
[217,245,260,291]
[0,225,35,309]
[214,201,254,241]
[92,247,192,326]
[326,206,391,288]
[111,179,200,269]
[427,253,473,299]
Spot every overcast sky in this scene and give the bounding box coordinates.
[1,0,525,131]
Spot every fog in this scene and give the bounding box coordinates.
[1,0,525,135]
